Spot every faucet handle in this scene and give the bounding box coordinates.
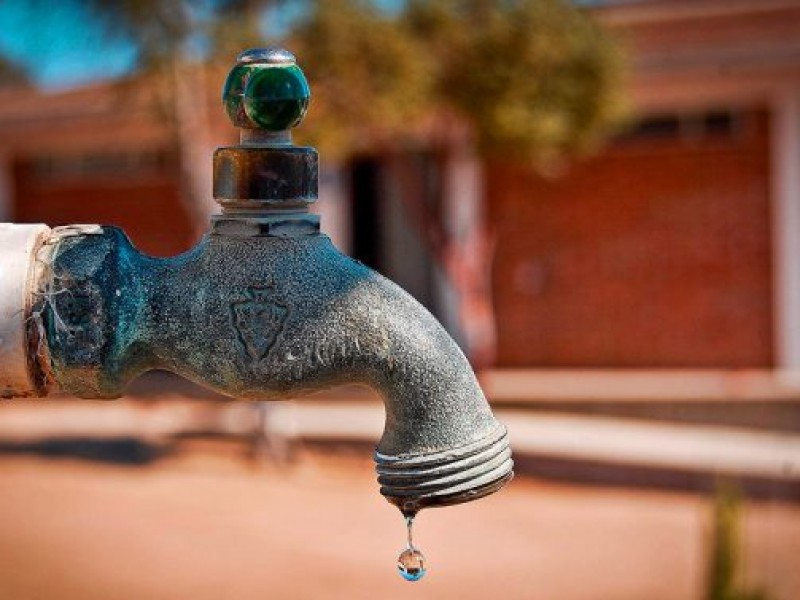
[222,47,311,131]
[213,46,319,226]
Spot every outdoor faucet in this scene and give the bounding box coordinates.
[0,48,512,516]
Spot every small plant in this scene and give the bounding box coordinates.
[705,484,770,600]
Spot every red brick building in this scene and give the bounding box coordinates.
[490,0,800,369]
[1,0,799,370]
[0,80,198,256]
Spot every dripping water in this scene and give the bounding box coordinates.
[397,514,427,582]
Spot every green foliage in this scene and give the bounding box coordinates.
[290,0,435,157]
[294,0,627,162]
[416,0,627,160]
[78,0,627,163]
[706,485,771,600]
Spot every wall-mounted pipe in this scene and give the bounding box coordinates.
[0,223,50,397]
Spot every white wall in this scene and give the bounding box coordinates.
[770,87,800,372]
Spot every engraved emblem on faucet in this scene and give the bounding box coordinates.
[230,285,289,364]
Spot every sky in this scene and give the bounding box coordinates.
[0,0,407,91]
[0,0,609,90]
[0,0,138,90]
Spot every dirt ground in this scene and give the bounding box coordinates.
[0,447,797,600]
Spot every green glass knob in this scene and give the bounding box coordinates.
[222,47,310,131]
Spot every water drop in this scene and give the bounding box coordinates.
[396,514,427,582]
[397,547,427,581]
[405,514,415,547]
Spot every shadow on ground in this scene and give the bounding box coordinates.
[0,437,174,465]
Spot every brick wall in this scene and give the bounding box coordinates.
[13,154,195,258]
[487,110,773,367]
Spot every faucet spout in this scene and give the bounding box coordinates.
[361,273,513,514]
[1,46,513,515]
[34,225,512,513]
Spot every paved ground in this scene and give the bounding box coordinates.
[0,448,797,600]
[3,398,798,483]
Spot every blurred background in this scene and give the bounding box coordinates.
[1,0,799,598]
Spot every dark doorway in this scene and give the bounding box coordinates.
[347,153,442,320]
[350,156,383,272]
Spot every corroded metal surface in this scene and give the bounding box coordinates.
[36,47,513,512]
[213,145,318,208]
[43,227,513,511]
